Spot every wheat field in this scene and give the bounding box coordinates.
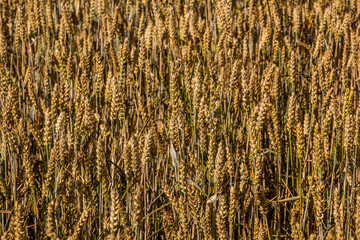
[0,0,360,239]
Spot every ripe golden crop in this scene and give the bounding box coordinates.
[0,0,359,239]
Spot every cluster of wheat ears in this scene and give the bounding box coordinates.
[1,0,360,239]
